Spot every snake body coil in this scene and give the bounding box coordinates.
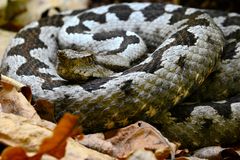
[1,3,240,148]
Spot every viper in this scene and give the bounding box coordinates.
[1,3,240,148]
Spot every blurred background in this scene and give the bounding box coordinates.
[0,0,239,31]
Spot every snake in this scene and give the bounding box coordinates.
[1,2,240,148]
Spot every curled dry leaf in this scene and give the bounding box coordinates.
[33,113,79,159]
[1,74,25,90]
[79,121,176,159]
[0,112,114,160]
[1,147,29,160]
[193,146,240,160]
[0,75,40,120]
[1,113,78,160]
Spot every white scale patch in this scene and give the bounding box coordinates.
[4,55,26,78]
[155,38,175,51]
[213,16,240,36]
[228,12,240,17]
[94,37,124,52]
[128,2,150,10]
[161,45,189,64]
[185,8,198,15]
[234,42,240,58]
[106,12,120,22]
[82,20,100,31]
[20,21,39,31]
[90,5,109,14]
[165,4,182,12]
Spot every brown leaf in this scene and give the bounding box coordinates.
[33,113,79,158]
[1,81,14,91]
[1,75,25,91]
[0,80,40,120]
[1,113,79,160]
[0,112,113,160]
[79,121,176,159]
[20,86,32,103]
[1,147,28,160]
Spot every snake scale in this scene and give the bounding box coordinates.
[1,2,240,148]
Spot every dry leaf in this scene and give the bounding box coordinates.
[127,149,157,160]
[79,121,176,159]
[0,78,40,120]
[1,113,78,160]
[33,113,78,159]
[1,147,29,160]
[0,112,114,160]
[20,86,32,103]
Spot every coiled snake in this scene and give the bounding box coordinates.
[1,3,240,148]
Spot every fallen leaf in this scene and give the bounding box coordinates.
[1,147,28,160]
[1,113,78,160]
[127,149,157,160]
[79,121,176,159]
[1,75,25,91]
[20,86,32,103]
[0,112,113,160]
[34,113,78,158]
[0,77,40,120]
